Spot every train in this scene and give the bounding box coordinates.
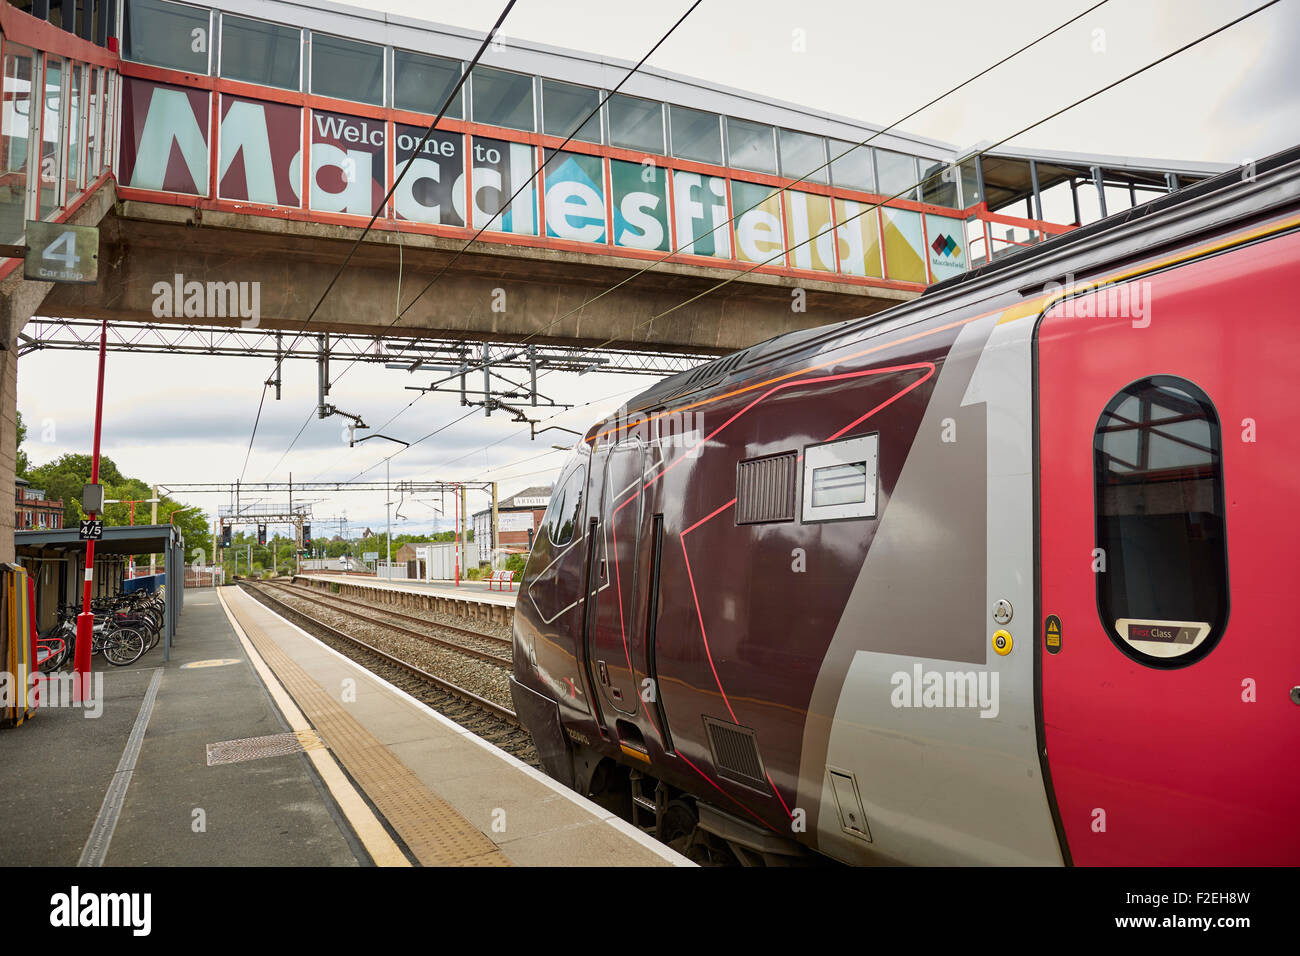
[510,145,1300,866]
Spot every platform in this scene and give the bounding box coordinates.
[0,587,688,867]
[294,573,518,606]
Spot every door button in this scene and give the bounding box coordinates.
[992,630,1013,656]
[1290,686,1300,706]
[993,599,1013,625]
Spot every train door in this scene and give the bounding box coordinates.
[586,438,644,719]
[1037,232,1300,865]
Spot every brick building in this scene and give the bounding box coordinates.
[15,477,63,531]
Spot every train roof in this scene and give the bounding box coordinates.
[623,144,1300,416]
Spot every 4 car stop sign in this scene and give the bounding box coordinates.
[23,221,100,284]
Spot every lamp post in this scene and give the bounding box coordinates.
[351,433,410,583]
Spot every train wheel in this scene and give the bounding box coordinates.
[661,800,736,866]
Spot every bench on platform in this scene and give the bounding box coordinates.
[487,569,515,592]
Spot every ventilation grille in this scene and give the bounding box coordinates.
[664,351,748,401]
[735,452,797,524]
[703,716,767,788]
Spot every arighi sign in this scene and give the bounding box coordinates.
[118,78,968,286]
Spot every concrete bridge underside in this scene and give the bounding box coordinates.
[41,186,912,354]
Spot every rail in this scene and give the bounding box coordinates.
[239,580,517,725]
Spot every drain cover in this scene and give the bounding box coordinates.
[206,730,325,766]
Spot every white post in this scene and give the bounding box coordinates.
[385,458,392,582]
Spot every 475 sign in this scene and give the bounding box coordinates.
[23,221,100,284]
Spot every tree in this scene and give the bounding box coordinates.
[16,410,29,479]
[25,453,211,559]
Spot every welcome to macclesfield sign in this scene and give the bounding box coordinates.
[117,77,969,286]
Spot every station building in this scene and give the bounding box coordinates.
[14,477,63,530]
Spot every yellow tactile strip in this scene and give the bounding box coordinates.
[228,593,510,867]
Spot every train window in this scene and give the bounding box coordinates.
[545,466,586,548]
[1094,376,1229,667]
[801,434,879,523]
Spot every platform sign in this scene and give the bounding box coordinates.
[78,519,104,541]
[23,221,100,284]
[363,551,378,561]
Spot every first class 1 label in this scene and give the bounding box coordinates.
[1128,623,1196,644]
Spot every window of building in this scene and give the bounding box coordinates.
[670,105,721,165]
[919,158,959,208]
[394,49,462,117]
[1,47,34,245]
[727,117,776,174]
[65,63,81,197]
[802,434,879,523]
[1094,376,1229,667]
[310,34,384,106]
[221,15,301,91]
[829,139,874,192]
[85,67,99,177]
[122,0,211,74]
[471,66,534,132]
[779,129,827,183]
[545,466,585,547]
[38,56,63,220]
[608,94,663,154]
[875,149,919,201]
[541,79,601,143]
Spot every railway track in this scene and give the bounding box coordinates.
[264,580,511,666]
[238,580,535,763]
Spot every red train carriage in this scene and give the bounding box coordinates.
[511,146,1300,866]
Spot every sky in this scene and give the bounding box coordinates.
[17,0,1300,539]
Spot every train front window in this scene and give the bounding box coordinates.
[545,466,585,548]
[1093,376,1229,666]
